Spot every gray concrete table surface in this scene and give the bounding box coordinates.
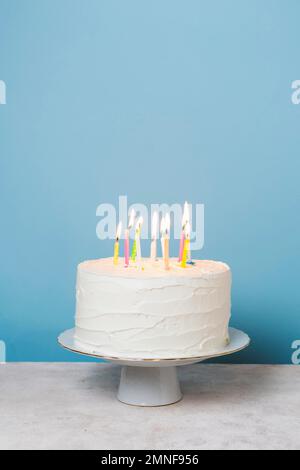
[0,363,299,450]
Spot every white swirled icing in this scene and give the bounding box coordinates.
[74,258,232,359]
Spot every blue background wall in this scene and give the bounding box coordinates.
[0,0,299,363]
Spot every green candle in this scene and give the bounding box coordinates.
[131,238,137,262]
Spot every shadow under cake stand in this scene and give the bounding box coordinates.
[58,327,250,407]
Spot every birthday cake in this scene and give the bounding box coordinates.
[74,258,232,359]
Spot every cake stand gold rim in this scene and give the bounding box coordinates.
[58,327,250,363]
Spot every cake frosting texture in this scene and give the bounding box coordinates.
[74,258,232,359]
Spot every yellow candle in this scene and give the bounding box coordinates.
[181,239,188,268]
[187,238,191,263]
[113,222,122,266]
[179,201,189,262]
[113,240,120,266]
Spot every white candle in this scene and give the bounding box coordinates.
[164,213,170,270]
[150,211,158,262]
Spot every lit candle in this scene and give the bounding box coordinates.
[135,217,143,268]
[160,216,165,259]
[163,213,170,270]
[125,209,135,267]
[150,211,158,262]
[178,202,189,262]
[181,221,190,268]
[113,222,122,266]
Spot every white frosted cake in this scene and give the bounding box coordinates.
[74,258,232,359]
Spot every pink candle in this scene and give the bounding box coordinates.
[178,230,185,262]
[124,209,135,267]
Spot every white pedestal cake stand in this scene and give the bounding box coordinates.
[58,327,250,407]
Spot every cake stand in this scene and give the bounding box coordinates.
[58,327,250,407]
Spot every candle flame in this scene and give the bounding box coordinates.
[165,213,170,237]
[185,221,191,239]
[151,211,158,240]
[116,222,122,240]
[136,216,143,231]
[128,209,135,229]
[182,201,189,228]
[160,216,165,235]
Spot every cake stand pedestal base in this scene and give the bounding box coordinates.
[118,366,182,407]
[58,327,250,407]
